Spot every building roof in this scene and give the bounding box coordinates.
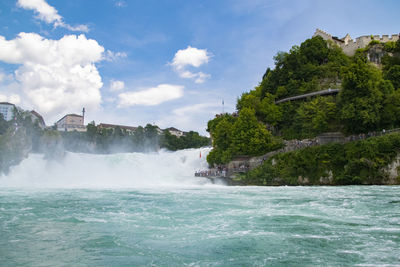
[56,114,83,123]
[332,36,344,43]
[0,102,15,106]
[165,127,182,132]
[30,110,46,126]
[98,123,138,131]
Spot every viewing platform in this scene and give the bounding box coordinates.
[275,88,340,104]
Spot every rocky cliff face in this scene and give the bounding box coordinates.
[383,155,400,185]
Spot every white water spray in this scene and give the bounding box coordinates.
[0,148,212,188]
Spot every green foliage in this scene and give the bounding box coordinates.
[206,34,400,171]
[243,133,400,185]
[61,123,209,153]
[253,36,350,139]
[260,36,349,99]
[0,114,10,135]
[207,113,236,133]
[0,126,31,174]
[296,96,338,137]
[338,59,389,133]
[384,41,397,52]
[369,40,380,46]
[384,65,400,89]
[206,108,281,166]
[86,121,97,141]
[161,130,210,151]
[230,108,274,156]
[382,89,400,128]
[207,115,235,166]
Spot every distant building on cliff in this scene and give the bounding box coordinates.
[56,114,86,132]
[164,127,186,138]
[313,28,399,56]
[0,102,15,121]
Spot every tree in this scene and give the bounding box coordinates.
[339,60,384,133]
[86,121,97,142]
[296,96,337,137]
[258,93,282,126]
[230,108,274,156]
[384,65,400,89]
[381,86,400,128]
[161,130,210,151]
[144,124,159,151]
[206,116,235,166]
[0,114,9,135]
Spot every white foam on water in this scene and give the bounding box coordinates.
[0,148,212,188]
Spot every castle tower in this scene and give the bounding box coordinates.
[343,34,352,45]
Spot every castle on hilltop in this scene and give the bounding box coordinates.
[313,29,399,56]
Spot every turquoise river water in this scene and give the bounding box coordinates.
[0,150,399,266]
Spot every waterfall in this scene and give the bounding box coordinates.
[0,148,212,188]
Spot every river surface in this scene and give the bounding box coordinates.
[0,151,399,266]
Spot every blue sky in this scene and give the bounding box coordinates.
[0,0,399,134]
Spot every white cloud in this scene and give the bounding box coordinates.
[0,71,13,84]
[0,32,104,122]
[104,50,127,61]
[0,94,8,102]
[9,94,21,104]
[118,84,184,107]
[172,102,219,117]
[194,72,211,84]
[170,46,211,83]
[63,24,89,32]
[17,0,89,32]
[110,80,125,92]
[0,94,21,104]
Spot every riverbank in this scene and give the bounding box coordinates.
[240,132,400,186]
[198,130,400,186]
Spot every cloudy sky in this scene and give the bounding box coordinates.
[0,0,399,134]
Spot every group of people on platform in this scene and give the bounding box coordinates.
[347,129,389,142]
[283,139,319,151]
[195,168,227,178]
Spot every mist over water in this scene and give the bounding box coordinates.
[0,148,212,188]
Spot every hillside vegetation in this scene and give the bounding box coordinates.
[207,36,400,166]
[242,133,400,186]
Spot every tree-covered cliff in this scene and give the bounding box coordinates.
[242,132,400,186]
[207,36,400,167]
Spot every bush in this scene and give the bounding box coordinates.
[243,133,400,185]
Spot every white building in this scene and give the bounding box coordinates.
[0,102,15,121]
[164,127,186,137]
[56,114,86,132]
